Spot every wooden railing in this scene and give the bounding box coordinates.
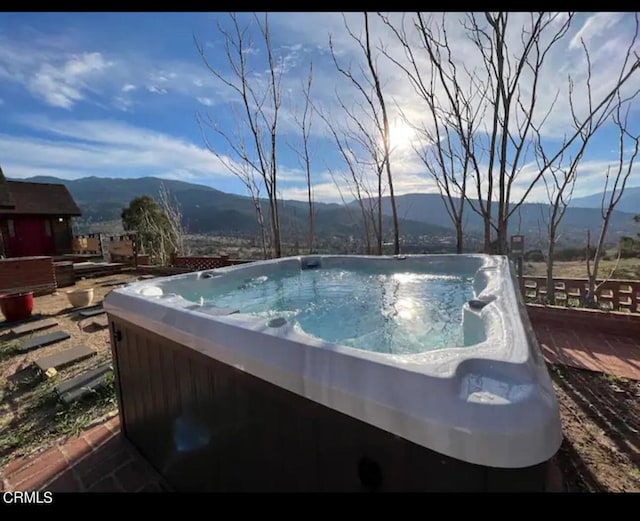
[170,254,253,272]
[523,275,640,313]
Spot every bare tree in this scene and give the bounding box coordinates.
[379,15,485,253]
[383,12,640,254]
[158,183,190,258]
[330,13,400,255]
[586,96,640,305]
[195,12,283,258]
[316,103,382,254]
[533,38,627,303]
[287,62,315,254]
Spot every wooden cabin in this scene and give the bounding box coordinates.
[0,170,81,258]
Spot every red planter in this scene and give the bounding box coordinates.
[0,292,34,322]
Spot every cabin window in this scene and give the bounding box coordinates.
[44,220,52,237]
[7,219,15,238]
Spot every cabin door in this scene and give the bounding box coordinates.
[7,217,56,257]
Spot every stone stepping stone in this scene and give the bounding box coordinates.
[90,318,108,329]
[0,314,46,332]
[78,307,106,318]
[10,318,58,337]
[55,364,112,405]
[34,345,96,372]
[18,330,71,353]
[82,318,108,333]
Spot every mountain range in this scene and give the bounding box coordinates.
[570,186,640,214]
[11,175,640,249]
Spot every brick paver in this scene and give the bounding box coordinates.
[534,320,640,381]
[0,415,170,492]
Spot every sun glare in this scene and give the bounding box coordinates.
[388,119,416,153]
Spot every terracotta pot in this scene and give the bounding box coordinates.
[66,288,94,308]
[0,292,34,322]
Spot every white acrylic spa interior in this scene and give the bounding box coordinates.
[104,254,562,468]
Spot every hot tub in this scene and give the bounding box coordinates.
[104,254,562,492]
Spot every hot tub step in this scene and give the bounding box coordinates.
[18,330,71,353]
[78,307,106,318]
[55,364,113,405]
[10,318,58,337]
[34,345,96,372]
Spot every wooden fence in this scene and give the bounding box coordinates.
[71,233,103,256]
[523,275,640,313]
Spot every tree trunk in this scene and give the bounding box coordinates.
[483,219,492,253]
[386,161,400,255]
[307,188,314,255]
[546,238,555,305]
[377,172,383,255]
[587,216,611,305]
[269,195,281,258]
[497,220,509,255]
[455,222,463,254]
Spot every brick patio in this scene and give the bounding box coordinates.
[1,315,638,493]
[1,415,169,492]
[533,319,640,381]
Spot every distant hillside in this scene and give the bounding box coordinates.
[571,186,640,215]
[12,175,639,249]
[13,176,452,240]
[374,193,640,247]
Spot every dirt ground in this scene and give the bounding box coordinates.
[550,364,640,492]
[0,274,141,379]
[1,274,639,491]
[0,273,141,465]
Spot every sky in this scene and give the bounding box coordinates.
[0,11,639,204]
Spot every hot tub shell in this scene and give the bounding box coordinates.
[105,254,562,492]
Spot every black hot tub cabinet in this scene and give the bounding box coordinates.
[105,254,562,492]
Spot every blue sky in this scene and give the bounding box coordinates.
[0,11,639,203]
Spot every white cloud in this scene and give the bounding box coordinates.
[196,96,215,106]
[2,115,243,183]
[0,32,225,111]
[27,52,113,109]
[280,181,344,203]
[570,12,625,50]
[113,95,134,112]
[147,85,167,95]
[155,169,199,181]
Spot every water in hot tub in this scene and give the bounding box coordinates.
[188,267,475,354]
